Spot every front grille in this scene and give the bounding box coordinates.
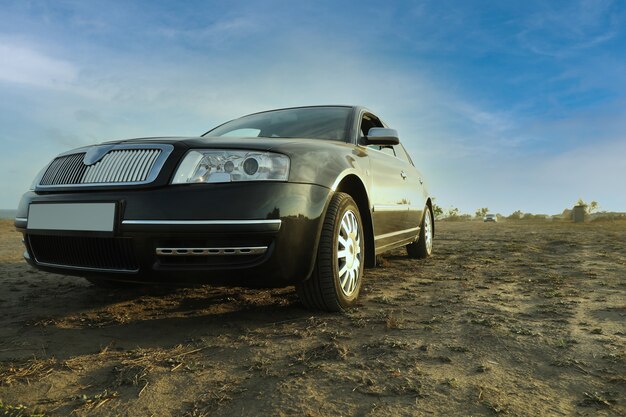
[39,146,169,187]
[29,235,139,272]
[40,153,87,185]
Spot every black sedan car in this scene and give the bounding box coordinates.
[15,106,434,311]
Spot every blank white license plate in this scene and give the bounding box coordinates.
[28,203,116,232]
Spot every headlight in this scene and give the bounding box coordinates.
[171,150,290,184]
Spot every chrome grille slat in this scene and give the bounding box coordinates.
[122,150,141,181]
[68,153,86,184]
[95,153,115,182]
[59,155,73,184]
[39,160,56,184]
[83,161,95,182]
[93,152,116,182]
[131,151,146,181]
[99,152,116,183]
[56,155,71,185]
[118,149,139,182]
[135,151,150,181]
[132,150,148,181]
[142,150,157,180]
[37,144,172,187]
[109,152,125,180]
[115,149,135,182]
[129,150,146,182]
[110,151,126,182]
[91,150,111,182]
[142,150,160,180]
[139,151,153,180]
[40,153,87,185]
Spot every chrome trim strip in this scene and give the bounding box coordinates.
[14,217,28,223]
[373,204,405,212]
[35,261,139,273]
[374,226,420,241]
[156,246,268,256]
[123,219,282,226]
[376,236,418,252]
[373,205,421,212]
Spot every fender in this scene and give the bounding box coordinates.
[301,167,374,280]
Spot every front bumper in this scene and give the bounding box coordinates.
[15,182,331,286]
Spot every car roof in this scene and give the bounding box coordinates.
[241,105,357,118]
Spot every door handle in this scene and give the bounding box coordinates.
[400,171,407,180]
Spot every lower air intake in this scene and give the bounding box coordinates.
[28,235,139,272]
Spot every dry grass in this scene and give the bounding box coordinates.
[0,220,624,415]
[0,358,57,386]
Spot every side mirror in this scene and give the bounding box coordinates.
[362,128,400,145]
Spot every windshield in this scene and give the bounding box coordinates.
[204,107,352,141]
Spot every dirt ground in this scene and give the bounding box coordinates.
[0,219,624,416]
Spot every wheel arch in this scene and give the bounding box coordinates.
[334,174,376,268]
[426,197,435,237]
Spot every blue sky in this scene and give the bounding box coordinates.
[1,0,625,214]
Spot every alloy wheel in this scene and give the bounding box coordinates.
[424,209,433,255]
[336,209,361,297]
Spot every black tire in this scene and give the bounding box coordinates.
[296,192,364,312]
[407,207,433,259]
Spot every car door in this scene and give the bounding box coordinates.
[393,143,426,235]
[359,112,417,251]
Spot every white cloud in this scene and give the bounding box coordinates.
[0,40,77,88]
[1,10,624,216]
[157,16,259,47]
[533,138,626,210]
[517,0,618,57]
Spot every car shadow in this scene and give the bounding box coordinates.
[0,263,317,362]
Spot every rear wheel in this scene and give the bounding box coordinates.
[407,207,433,259]
[296,192,364,312]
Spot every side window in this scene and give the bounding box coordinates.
[368,145,396,157]
[361,112,408,161]
[360,113,384,137]
[393,144,412,164]
[362,112,391,156]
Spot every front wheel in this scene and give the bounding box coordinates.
[296,192,364,312]
[407,207,433,259]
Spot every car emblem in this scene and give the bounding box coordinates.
[83,144,116,165]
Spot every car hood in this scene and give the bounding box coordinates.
[101,136,349,153]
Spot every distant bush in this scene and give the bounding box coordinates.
[519,214,548,220]
[432,203,444,220]
[507,210,523,220]
[441,214,473,222]
[504,212,551,221]
[440,206,473,221]
[590,213,626,222]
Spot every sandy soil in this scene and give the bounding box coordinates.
[0,219,624,416]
